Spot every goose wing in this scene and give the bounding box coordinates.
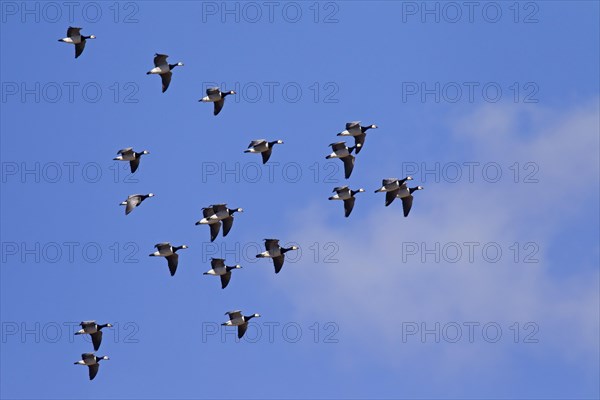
[220,271,232,289]
[261,148,273,164]
[117,148,133,155]
[354,133,366,154]
[330,142,346,152]
[346,121,360,130]
[166,253,179,276]
[249,139,266,148]
[82,353,95,362]
[153,53,168,67]
[67,27,81,37]
[222,216,234,237]
[129,157,141,173]
[88,363,99,380]
[213,99,225,116]
[206,87,221,98]
[154,242,172,252]
[273,254,285,274]
[202,207,216,218]
[402,195,414,217]
[237,322,248,339]
[74,40,86,58]
[125,196,141,215]
[91,331,103,351]
[211,258,225,269]
[226,310,242,320]
[209,221,221,242]
[385,189,400,207]
[343,197,356,218]
[342,155,355,179]
[264,239,280,252]
[160,71,172,93]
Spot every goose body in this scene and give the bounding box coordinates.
[256,239,299,273]
[199,87,236,115]
[58,27,95,58]
[244,139,284,164]
[74,353,109,380]
[337,121,377,154]
[328,186,365,217]
[149,242,188,276]
[204,258,242,289]
[120,193,154,215]
[146,54,184,93]
[222,310,261,338]
[325,142,359,179]
[113,148,149,173]
[74,321,113,351]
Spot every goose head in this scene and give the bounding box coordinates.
[370,124,378,129]
[176,62,184,66]
[98,355,109,361]
[357,188,365,193]
[276,140,284,144]
[147,193,155,197]
[142,150,150,155]
[226,90,236,95]
[405,176,414,181]
[231,207,243,214]
[87,35,96,39]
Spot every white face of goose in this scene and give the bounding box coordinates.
[177,62,184,66]
[417,186,424,190]
[229,90,236,95]
[370,124,378,129]
[358,188,365,192]
[181,245,188,249]
[89,35,96,39]
[142,150,150,155]
[290,246,299,251]
[236,208,243,212]
[277,140,284,144]
[106,323,113,327]
[253,313,261,318]
[235,265,242,269]
[148,193,155,197]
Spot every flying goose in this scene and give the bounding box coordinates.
[398,186,424,217]
[325,142,360,179]
[74,321,113,351]
[244,139,284,164]
[328,186,365,217]
[58,27,95,58]
[222,310,261,339]
[203,258,242,289]
[337,121,378,154]
[195,204,243,242]
[146,54,184,93]
[199,87,236,116]
[120,193,154,215]
[149,242,188,276]
[374,177,413,207]
[256,239,299,274]
[113,148,149,173]
[74,353,109,381]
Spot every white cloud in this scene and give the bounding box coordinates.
[272,99,600,382]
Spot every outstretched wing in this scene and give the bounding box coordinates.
[67,27,81,37]
[354,134,366,154]
[385,189,400,207]
[74,41,86,58]
[220,271,232,289]
[222,216,234,237]
[346,121,360,130]
[331,142,346,152]
[226,310,242,320]
[91,331,103,351]
[129,158,141,173]
[88,364,99,380]
[209,221,221,242]
[273,254,285,274]
[154,53,168,67]
[402,195,414,217]
[342,155,355,179]
[202,207,215,218]
[343,197,356,218]
[213,99,225,116]
[261,148,273,164]
[237,322,248,339]
[125,196,140,215]
[166,253,179,276]
[160,71,172,93]
[265,239,280,252]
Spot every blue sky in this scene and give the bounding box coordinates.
[1,1,599,399]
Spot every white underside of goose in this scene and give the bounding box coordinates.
[60,37,80,44]
[149,66,169,74]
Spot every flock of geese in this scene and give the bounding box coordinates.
[58,26,425,381]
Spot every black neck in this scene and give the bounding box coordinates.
[222,91,233,97]
[173,245,184,252]
[409,187,419,193]
[268,141,279,146]
[98,323,109,330]
[226,266,237,271]
[361,125,372,132]
[281,246,294,254]
[229,209,239,215]
[135,151,145,157]
[244,315,256,321]
[351,190,361,196]
[82,35,92,40]
[168,63,180,70]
